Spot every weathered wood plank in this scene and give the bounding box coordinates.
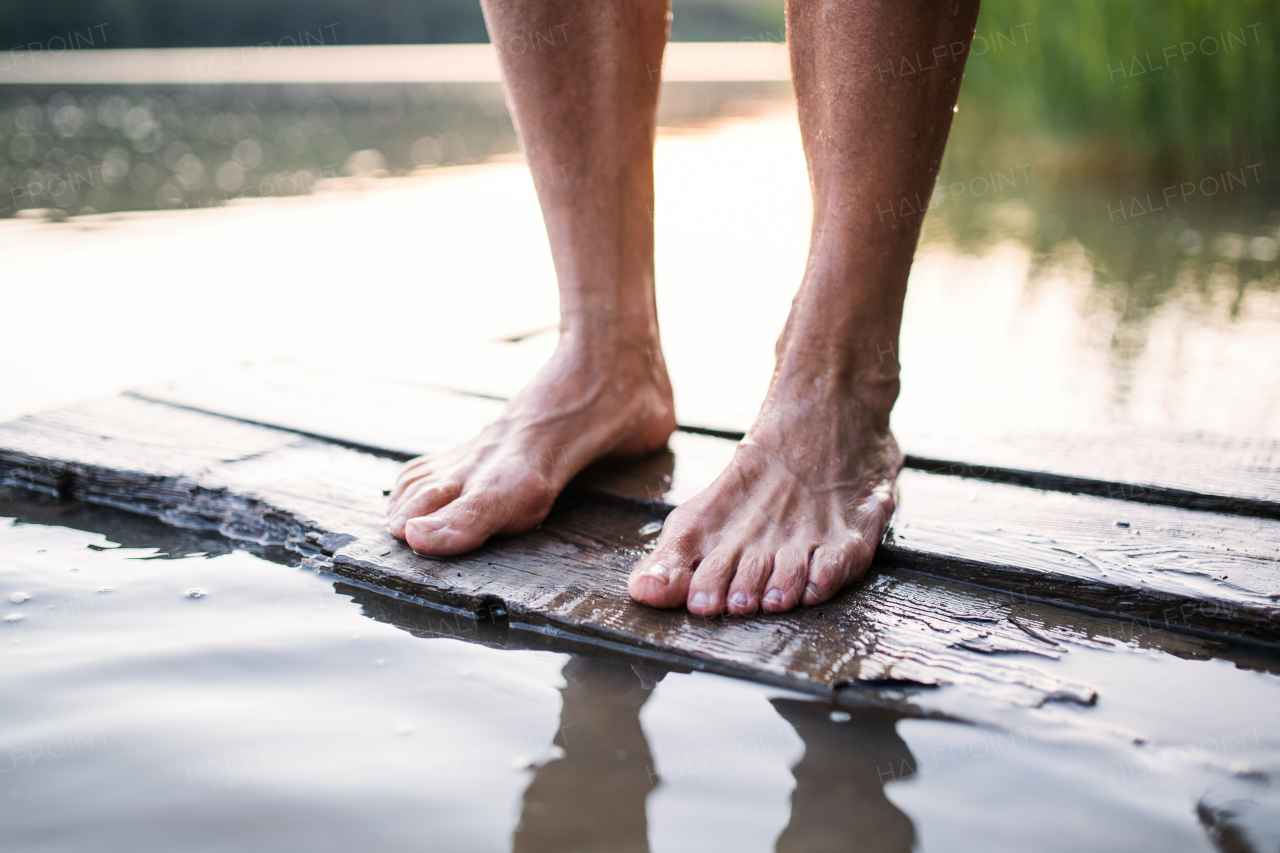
[900,426,1280,520]
[140,360,1280,518]
[0,396,1100,705]
[884,471,1280,641]
[129,366,1280,641]
[0,391,1274,701]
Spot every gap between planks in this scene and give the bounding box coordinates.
[130,360,1280,519]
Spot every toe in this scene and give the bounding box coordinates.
[726,548,773,615]
[686,546,741,616]
[389,455,435,506]
[798,490,892,604]
[404,483,533,556]
[403,511,468,554]
[802,538,865,606]
[628,559,694,609]
[405,511,491,556]
[405,462,554,554]
[629,508,702,609]
[762,545,812,613]
[389,480,462,538]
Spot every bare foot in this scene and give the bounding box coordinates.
[628,363,902,616]
[387,335,675,555]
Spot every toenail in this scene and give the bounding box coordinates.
[804,582,823,602]
[729,591,750,609]
[390,515,407,533]
[690,591,710,610]
[639,562,670,582]
[409,515,448,532]
[763,588,786,608]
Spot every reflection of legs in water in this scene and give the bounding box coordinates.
[772,700,916,853]
[630,0,981,616]
[512,657,657,853]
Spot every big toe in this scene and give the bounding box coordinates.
[404,490,509,556]
[403,470,555,556]
[628,561,692,609]
[404,513,491,556]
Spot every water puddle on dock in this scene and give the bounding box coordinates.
[3,491,1278,853]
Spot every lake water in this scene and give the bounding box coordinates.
[2,74,1280,852]
[2,82,1275,437]
[3,488,1280,852]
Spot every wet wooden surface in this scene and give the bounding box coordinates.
[134,359,1280,519]
[1,393,1277,708]
[129,363,1280,641]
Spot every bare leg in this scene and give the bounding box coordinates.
[630,0,980,615]
[388,1,675,554]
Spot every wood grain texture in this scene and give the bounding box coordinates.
[130,364,1280,641]
[900,426,1280,520]
[2,396,1277,712]
[883,471,1280,641]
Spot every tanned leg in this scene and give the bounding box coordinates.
[629,0,980,615]
[388,1,675,555]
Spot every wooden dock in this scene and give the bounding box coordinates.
[2,359,1277,710]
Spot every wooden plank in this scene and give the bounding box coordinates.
[899,426,1280,520]
[884,472,1280,641]
[3,395,1278,653]
[132,360,1280,518]
[10,394,1275,711]
[129,364,1280,641]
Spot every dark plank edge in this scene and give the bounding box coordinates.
[129,384,1280,520]
[324,548,855,698]
[329,576,960,718]
[681,422,1280,521]
[124,391,420,463]
[903,454,1280,521]
[127,389,674,520]
[886,562,1275,652]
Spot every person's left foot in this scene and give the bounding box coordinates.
[628,362,901,616]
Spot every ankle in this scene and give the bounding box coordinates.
[557,320,664,370]
[771,343,900,425]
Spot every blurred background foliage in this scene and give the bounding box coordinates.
[956,0,1278,182]
[934,0,1278,314]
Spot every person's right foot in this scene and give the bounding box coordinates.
[386,334,676,555]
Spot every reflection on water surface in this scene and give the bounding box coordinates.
[3,490,1280,852]
[2,75,1276,437]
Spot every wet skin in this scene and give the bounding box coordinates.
[389,0,981,616]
